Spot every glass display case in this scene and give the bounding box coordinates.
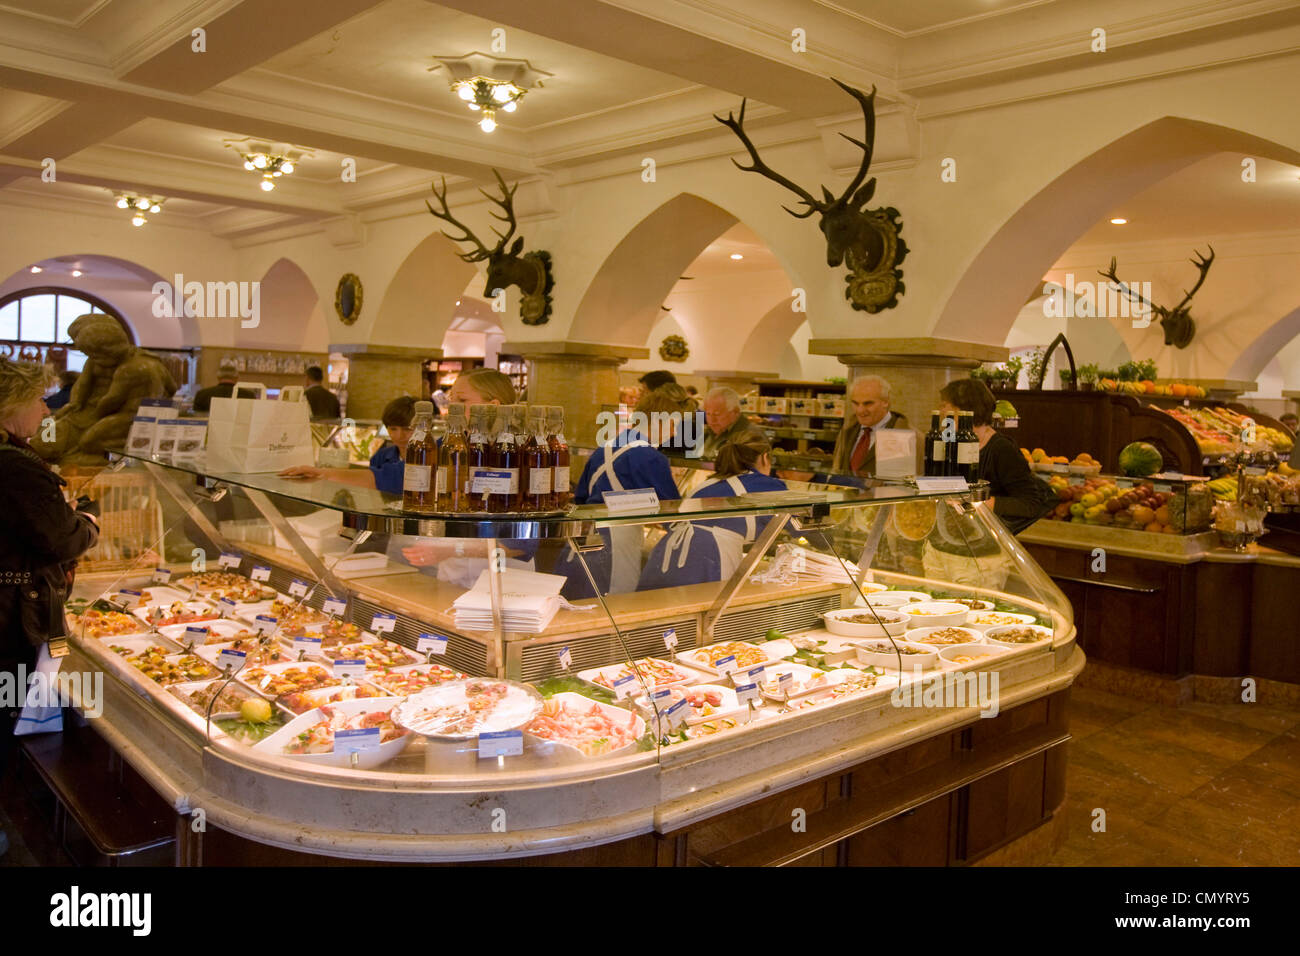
[58,452,1078,861]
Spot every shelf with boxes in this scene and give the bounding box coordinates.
[740,380,846,460]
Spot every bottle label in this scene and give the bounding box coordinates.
[403,464,432,493]
[958,442,979,464]
[529,468,552,495]
[553,466,570,493]
[435,467,447,494]
[470,468,516,495]
[933,441,946,460]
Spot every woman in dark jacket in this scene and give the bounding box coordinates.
[0,359,100,849]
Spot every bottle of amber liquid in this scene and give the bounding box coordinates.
[487,404,521,513]
[546,405,571,508]
[465,404,492,512]
[521,405,551,511]
[438,402,469,512]
[402,400,437,513]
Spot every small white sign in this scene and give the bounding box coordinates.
[662,628,678,653]
[333,658,367,679]
[734,681,760,705]
[558,646,572,670]
[1068,475,1085,486]
[612,673,637,700]
[664,697,689,730]
[250,565,271,582]
[183,625,209,646]
[288,579,309,599]
[117,588,142,601]
[1153,482,1172,493]
[253,614,278,635]
[322,597,347,617]
[218,597,237,618]
[478,730,524,758]
[914,477,970,492]
[602,488,661,513]
[293,635,322,657]
[417,633,448,656]
[217,649,246,672]
[777,671,794,690]
[151,568,171,584]
[744,664,766,683]
[713,654,738,676]
[335,727,381,754]
[218,552,241,570]
[469,469,514,496]
[371,612,397,633]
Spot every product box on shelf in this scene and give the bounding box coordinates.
[817,398,845,417]
[759,397,788,415]
[739,394,759,413]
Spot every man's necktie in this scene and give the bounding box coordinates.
[850,426,872,473]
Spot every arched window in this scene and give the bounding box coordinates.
[0,287,133,372]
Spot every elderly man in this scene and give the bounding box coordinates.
[830,375,909,477]
[701,387,750,458]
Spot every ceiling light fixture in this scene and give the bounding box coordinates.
[430,52,551,134]
[112,192,165,226]
[29,266,42,274]
[1110,217,1128,225]
[71,270,82,277]
[730,253,744,260]
[224,140,309,192]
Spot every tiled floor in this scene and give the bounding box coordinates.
[3,686,1298,867]
[1047,686,1300,866]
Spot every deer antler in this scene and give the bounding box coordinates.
[427,177,492,262]
[830,79,878,208]
[480,169,519,249]
[1099,257,1159,315]
[1172,245,1215,313]
[714,98,822,219]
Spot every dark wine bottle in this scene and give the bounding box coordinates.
[942,414,958,477]
[957,411,980,482]
[925,411,942,477]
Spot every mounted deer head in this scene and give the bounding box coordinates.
[427,170,554,325]
[714,78,906,312]
[1099,246,1214,350]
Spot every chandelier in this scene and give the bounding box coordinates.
[224,140,309,191]
[430,53,551,133]
[113,192,163,227]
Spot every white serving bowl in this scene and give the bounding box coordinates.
[852,639,939,670]
[906,625,984,647]
[822,608,908,638]
[254,696,410,769]
[938,643,1011,665]
[900,602,971,628]
[860,589,933,606]
[984,623,1054,648]
[965,610,1037,632]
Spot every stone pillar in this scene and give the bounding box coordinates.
[808,337,1009,432]
[504,341,648,447]
[1283,390,1300,418]
[333,344,441,420]
[696,369,779,397]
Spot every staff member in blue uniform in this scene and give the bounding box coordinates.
[638,429,785,591]
[560,384,691,599]
[280,396,417,491]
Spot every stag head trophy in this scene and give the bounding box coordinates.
[714,78,906,313]
[427,170,554,325]
[1099,246,1215,350]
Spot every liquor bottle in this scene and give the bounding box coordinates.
[487,404,521,513]
[925,411,942,477]
[546,405,571,508]
[402,401,437,512]
[465,404,492,512]
[957,411,980,483]
[942,414,959,477]
[438,403,469,512]
[521,405,551,511]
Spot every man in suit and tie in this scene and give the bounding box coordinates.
[830,375,910,477]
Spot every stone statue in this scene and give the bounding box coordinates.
[30,314,177,464]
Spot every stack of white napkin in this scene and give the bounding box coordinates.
[451,569,569,633]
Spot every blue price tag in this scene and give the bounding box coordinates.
[218,597,237,617]
[322,597,346,617]
[218,552,241,570]
[735,681,760,704]
[250,565,271,582]
[612,673,637,699]
[288,579,309,599]
[184,625,209,644]
[663,628,677,652]
[478,730,523,758]
[417,633,448,655]
[335,727,381,754]
[333,658,367,679]
[745,664,766,683]
[713,654,738,675]
[152,568,172,584]
[665,697,689,729]
[217,649,246,671]
[558,646,572,670]
[253,614,278,635]
[371,612,397,633]
[293,635,321,657]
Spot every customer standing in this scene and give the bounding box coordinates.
[192,359,239,412]
[830,375,910,477]
[303,365,341,420]
[0,359,100,856]
[700,387,751,459]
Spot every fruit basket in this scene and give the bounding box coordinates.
[1042,472,1213,534]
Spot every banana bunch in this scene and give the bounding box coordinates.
[1206,475,1238,501]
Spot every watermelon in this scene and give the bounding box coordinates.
[1119,442,1162,477]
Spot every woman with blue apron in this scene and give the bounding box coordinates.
[638,429,786,591]
[559,387,689,600]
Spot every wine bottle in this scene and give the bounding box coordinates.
[957,411,980,482]
[521,405,551,511]
[402,401,437,513]
[487,404,521,513]
[547,405,571,508]
[465,404,492,512]
[925,411,942,477]
[942,414,958,477]
[438,403,468,512]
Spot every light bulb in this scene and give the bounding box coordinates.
[116,197,128,209]
[260,179,274,191]
[252,154,268,169]
[272,170,282,177]
[29,266,41,273]
[479,114,496,133]
[1110,217,1127,225]
[457,84,474,101]
[503,100,517,112]
[467,102,480,111]
[71,270,82,277]
[132,215,145,227]
[492,84,513,103]
[135,197,150,209]
[150,204,161,214]
[280,161,293,175]
[730,253,744,260]
[243,160,254,170]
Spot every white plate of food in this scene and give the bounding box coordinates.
[392,679,543,740]
[756,661,834,701]
[316,619,375,649]
[678,640,783,676]
[633,683,742,726]
[108,585,192,608]
[900,602,971,628]
[983,624,1054,648]
[966,610,1037,632]
[365,662,470,697]
[906,625,984,647]
[193,637,297,668]
[822,608,908,638]
[276,681,391,715]
[851,639,940,670]
[310,639,420,671]
[525,693,645,758]
[235,661,347,698]
[938,644,1013,666]
[157,618,266,646]
[174,570,261,596]
[254,697,411,769]
[100,635,182,658]
[252,600,331,636]
[578,657,706,693]
[118,644,221,686]
[168,678,269,721]
[132,600,220,628]
[69,608,153,640]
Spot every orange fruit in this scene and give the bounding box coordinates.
[1154,505,1170,524]
[1144,521,1163,533]
[1171,384,1188,397]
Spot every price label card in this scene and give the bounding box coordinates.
[183,625,209,646]
[734,681,760,705]
[612,673,637,700]
[1244,466,1267,476]
[117,588,142,601]
[665,698,689,730]
[218,596,237,618]
[469,469,514,495]
[914,477,970,492]
[802,431,816,440]
[1068,475,1085,486]
[1116,478,1136,489]
[333,659,367,679]
[1240,419,1257,445]
[602,488,661,513]
[253,614,278,635]
[662,628,678,653]
[713,654,738,676]
[744,664,766,684]
[250,565,271,582]
[151,568,172,584]
[218,552,241,570]
[293,635,322,657]
[1153,482,1172,493]
[558,646,573,670]
[777,671,794,691]
[335,727,381,754]
[478,730,523,758]
[650,687,674,707]
[322,597,347,617]
[288,579,309,599]
[217,649,246,671]
[371,612,397,633]
[417,633,448,656]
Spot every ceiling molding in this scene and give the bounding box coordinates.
[105,0,243,75]
[0,176,214,229]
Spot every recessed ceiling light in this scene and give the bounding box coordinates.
[730,253,744,260]
[455,300,461,305]
[29,266,41,273]
[71,270,82,277]
[1110,218,1128,225]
